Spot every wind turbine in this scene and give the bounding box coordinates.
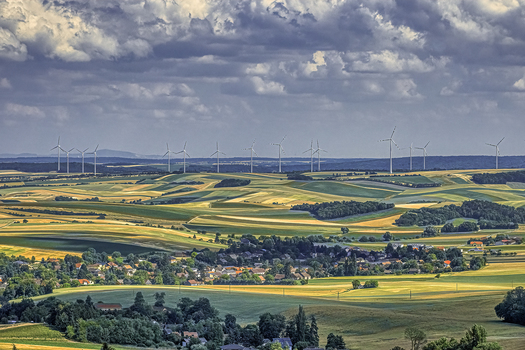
[415,141,430,170]
[313,140,327,172]
[303,140,314,172]
[243,140,258,173]
[380,127,399,174]
[272,136,286,173]
[210,142,226,173]
[409,143,414,171]
[163,143,176,173]
[76,148,89,174]
[486,137,505,169]
[88,144,99,175]
[175,142,190,173]
[50,137,62,172]
[61,148,74,174]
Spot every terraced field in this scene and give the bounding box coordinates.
[1,169,525,349]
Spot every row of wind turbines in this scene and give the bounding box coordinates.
[51,137,99,174]
[51,128,506,175]
[380,126,506,174]
[164,136,326,174]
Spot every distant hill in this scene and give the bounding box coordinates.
[0,155,523,173]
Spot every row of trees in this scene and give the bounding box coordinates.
[214,179,251,188]
[397,324,502,350]
[395,200,525,227]
[472,170,525,184]
[292,201,394,220]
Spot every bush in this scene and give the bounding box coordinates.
[364,280,379,288]
[495,286,525,325]
[214,179,250,188]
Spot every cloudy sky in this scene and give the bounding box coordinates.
[1,0,525,158]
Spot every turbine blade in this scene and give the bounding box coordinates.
[486,143,496,147]
[50,146,58,151]
[253,150,258,157]
[281,135,286,144]
[163,151,169,157]
[498,137,505,145]
[95,144,99,152]
[391,126,396,138]
[425,141,430,148]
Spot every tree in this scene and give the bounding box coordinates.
[405,327,427,350]
[258,313,286,340]
[294,305,307,344]
[308,315,319,347]
[460,324,486,350]
[101,343,115,350]
[225,314,242,344]
[382,232,394,241]
[326,333,345,350]
[341,227,349,235]
[495,286,525,325]
[422,226,437,237]
[154,292,165,307]
[352,280,361,289]
[241,324,263,347]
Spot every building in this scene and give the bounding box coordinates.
[273,338,293,350]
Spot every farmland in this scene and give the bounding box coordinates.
[1,168,525,349]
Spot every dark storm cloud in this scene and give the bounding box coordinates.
[1,0,525,158]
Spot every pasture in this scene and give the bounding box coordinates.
[1,168,525,349]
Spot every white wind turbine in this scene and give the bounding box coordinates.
[210,142,226,173]
[175,142,190,173]
[303,140,314,172]
[61,147,74,174]
[163,143,176,173]
[415,141,430,170]
[88,144,99,175]
[272,136,286,173]
[50,137,62,172]
[313,140,327,172]
[243,140,258,173]
[76,148,89,174]
[486,137,505,169]
[380,126,399,174]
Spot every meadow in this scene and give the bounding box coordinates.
[1,168,525,349]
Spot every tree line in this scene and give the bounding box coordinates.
[214,179,251,188]
[395,200,525,227]
[292,201,394,220]
[472,170,525,184]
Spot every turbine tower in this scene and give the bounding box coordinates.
[303,140,314,172]
[61,148,74,174]
[486,137,505,169]
[175,142,190,173]
[163,143,176,173]
[313,140,327,172]
[243,140,258,173]
[272,136,286,173]
[76,148,89,174]
[88,144,99,175]
[50,137,62,172]
[380,127,399,174]
[210,142,226,173]
[415,141,430,170]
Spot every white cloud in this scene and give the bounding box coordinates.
[246,63,271,76]
[250,76,286,95]
[347,50,442,73]
[0,78,12,89]
[513,75,525,90]
[4,103,45,118]
[0,27,28,61]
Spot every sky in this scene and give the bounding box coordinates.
[1,0,525,159]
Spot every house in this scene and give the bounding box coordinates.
[251,268,266,275]
[444,260,451,267]
[94,303,122,311]
[183,331,199,338]
[78,279,93,285]
[470,241,484,249]
[184,280,204,286]
[220,345,246,350]
[74,263,83,269]
[273,338,293,350]
[274,274,285,281]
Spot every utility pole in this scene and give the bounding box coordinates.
[410,290,412,299]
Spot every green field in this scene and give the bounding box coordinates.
[1,169,525,349]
